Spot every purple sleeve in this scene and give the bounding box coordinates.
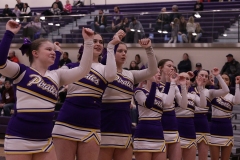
[48,51,61,71]
[100,54,107,65]
[145,82,157,109]
[163,82,170,94]
[0,30,14,67]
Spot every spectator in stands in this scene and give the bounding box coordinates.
[135,54,145,69]
[168,18,179,43]
[73,0,84,7]
[91,9,107,33]
[120,17,130,32]
[125,17,144,43]
[106,6,123,33]
[52,0,64,11]
[129,61,139,70]
[186,16,196,43]
[22,16,42,40]
[0,74,6,94]
[221,54,240,87]
[169,5,182,24]
[63,0,72,14]
[155,7,170,32]
[8,51,19,63]
[177,53,192,73]
[1,4,12,17]
[178,16,188,43]
[194,22,203,42]
[59,52,72,67]
[42,3,61,16]
[12,5,21,18]
[0,81,15,116]
[20,3,31,16]
[194,0,204,11]
[16,0,24,11]
[191,62,202,82]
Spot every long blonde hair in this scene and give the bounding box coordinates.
[188,16,194,23]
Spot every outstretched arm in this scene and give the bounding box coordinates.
[195,86,207,108]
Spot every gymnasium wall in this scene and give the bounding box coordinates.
[9,45,239,71]
[2,0,195,8]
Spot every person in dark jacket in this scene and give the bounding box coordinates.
[93,9,107,33]
[178,16,188,43]
[1,4,12,17]
[0,81,15,116]
[52,0,63,11]
[59,52,72,67]
[177,53,192,73]
[220,54,240,87]
[155,7,170,32]
[16,0,24,11]
[169,5,182,23]
[194,0,204,11]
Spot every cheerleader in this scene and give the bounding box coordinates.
[52,31,125,160]
[1,20,94,160]
[189,68,229,160]
[157,59,181,160]
[99,39,158,160]
[209,74,240,160]
[133,70,187,160]
[175,72,206,160]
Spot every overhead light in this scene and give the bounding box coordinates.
[48,23,53,25]
[192,33,197,36]
[158,30,162,33]
[55,24,60,26]
[40,16,45,20]
[15,19,20,23]
[130,29,135,32]
[137,30,141,32]
[163,31,168,34]
[213,10,220,11]
[223,33,227,37]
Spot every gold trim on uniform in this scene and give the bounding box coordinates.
[0,63,7,69]
[196,132,210,144]
[163,131,180,144]
[212,105,232,113]
[73,81,104,93]
[179,137,197,149]
[209,134,234,146]
[133,138,166,152]
[108,84,134,95]
[102,99,132,103]
[91,68,108,84]
[66,93,102,98]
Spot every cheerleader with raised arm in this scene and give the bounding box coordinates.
[52,31,126,160]
[133,70,187,160]
[1,20,93,160]
[189,68,229,160]
[175,72,206,160]
[209,74,240,160]
[157,59,181,160]
[98,38,158,160]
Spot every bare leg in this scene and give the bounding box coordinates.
[5,154,32,160]
[135,152,152,160]
[98,148,115,160]
[33,148,57,160]
[197,141,209,160]
[152,152,166,160]
[77,139,99,160]
[167,142,181,160]
[209,145,220,160]
[182,147,196,160]
[113,146,133,160]
[53,138,78,160]
[221,145,232,160]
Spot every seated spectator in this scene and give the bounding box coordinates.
[91,9,107,33]
[0,81,15,116]
[8,51,19,63]
[129,61,139,70]
[155,7,170,32]
[169,5,182,24]
[1,4,12,17]
[62,0,72,14]
[194,22,203,42]
[186,16,196,43]
[52,0,64,11]
[12,5,21,18]
[178,16,188,43]
[135,54,145,70]
[168,18,179,43]
[20,3,31,16]
[194,0,204,11]
[16,0,24,11]
[42,3,61,16]
[106,6,123,33]
[221,54,240,87]
[22,16,42,40]
[125,17,144,43]
[120,17,130,32]
[177,53,192,73]
[59,52,72,67]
